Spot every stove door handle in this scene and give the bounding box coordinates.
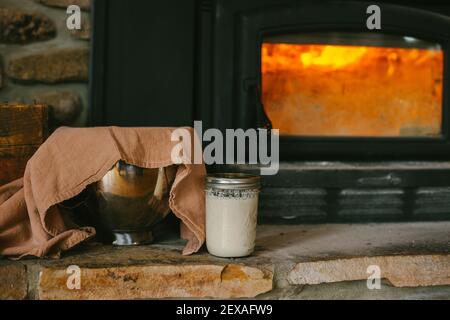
[357,173,402,187]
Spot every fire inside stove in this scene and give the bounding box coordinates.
[261,34,444,137]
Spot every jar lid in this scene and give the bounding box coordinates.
[205,173,261,190]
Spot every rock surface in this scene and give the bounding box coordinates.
[1,223,449,299]
[0,7,56,44]
[36,0,91,11]
[39,263,273,299]
[259,279,450,300]
[0,264,27,300]
[34,91,82,125]
[289,254,450,288]
[7,48,89,83]
[71,19,90,40]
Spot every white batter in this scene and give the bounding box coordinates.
[205,194,258,258]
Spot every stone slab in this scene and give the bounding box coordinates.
[0,222,449,299]
[39,263,273,300]
[288,254,450,288]
[36,0,91,11]
[254,222,450,260]
[0,7,56,44]
[0,264,27,300]
[260,280,450,300]
[7,48,89,84]
[34,91,82,125]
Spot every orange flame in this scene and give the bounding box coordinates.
[300,46,367,68]
[261,43,444,137]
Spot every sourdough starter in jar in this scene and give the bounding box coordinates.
[205,174,260,258]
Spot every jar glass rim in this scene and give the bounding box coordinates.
[206,173,261,190]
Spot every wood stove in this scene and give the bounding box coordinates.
[90,0,450,222]
[200,0,450,159]
[193,0,450,222]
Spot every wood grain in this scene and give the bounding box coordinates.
[0,104,48,146]
[0,104,48,185]
[0,145,39,185]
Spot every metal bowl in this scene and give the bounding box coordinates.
[93,160,177,246]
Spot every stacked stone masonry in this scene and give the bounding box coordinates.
[0,0,91,128]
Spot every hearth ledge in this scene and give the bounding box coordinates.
[1,222,449,299]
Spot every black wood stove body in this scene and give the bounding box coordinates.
[198,0,450,222]
[91,0,450,222]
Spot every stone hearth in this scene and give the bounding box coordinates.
[0,222,449,300]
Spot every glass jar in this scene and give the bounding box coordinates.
[205,173,261,258]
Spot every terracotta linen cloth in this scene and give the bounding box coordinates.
[0,126,206,258]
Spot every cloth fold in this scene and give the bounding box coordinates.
[0,126,206,258]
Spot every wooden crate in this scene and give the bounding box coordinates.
[0,104,48,185]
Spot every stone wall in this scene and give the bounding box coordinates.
[0,0,91,127]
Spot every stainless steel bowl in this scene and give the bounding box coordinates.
[93,160,177,246]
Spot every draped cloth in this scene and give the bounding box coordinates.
[0,127,206,258]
